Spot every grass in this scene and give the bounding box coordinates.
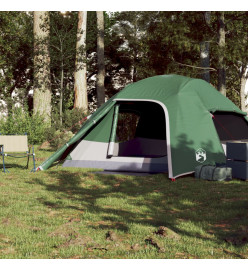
[0,146,248,259]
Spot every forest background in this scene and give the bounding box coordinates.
[0,4,248,146]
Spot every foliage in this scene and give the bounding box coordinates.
[1,11,248,117]
[49,130,74,149]
[104,11,212,93]
[45,108,88,149]
[50,11,78,111]
[107,11,248,107]
[0,107,48,144]
[225,12,248,107]
[0,11,33,113]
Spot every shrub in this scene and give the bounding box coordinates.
[45,108,88,149]
[49,130,74,149]
[63,108,88,133]
[0,107,48,144]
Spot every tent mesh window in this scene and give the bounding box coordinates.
[213,112,248,141]
[116,111,140,143]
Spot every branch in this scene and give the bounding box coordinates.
[174,60,217,71]
[233,63,240,72]
[50,44,61,52]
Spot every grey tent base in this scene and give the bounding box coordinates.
[92,171,159,176]
[62,158,168,173]
[62,138,168,174]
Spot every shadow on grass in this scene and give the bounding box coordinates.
[0,163,29,170]
[29,169,248,247]
[38,148,57,153]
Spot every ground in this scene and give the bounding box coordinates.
[0,147,248,259]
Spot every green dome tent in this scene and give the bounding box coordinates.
[38,74,248,179]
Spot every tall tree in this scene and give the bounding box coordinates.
[50,12,78,123]
[74,11,88,111]
[200,11,211,83]
[0,12,33,114]
[96,11,105,107]
[33,11,52,122]
[240,67,248,112]
[225,12,248,112]
[217,11,226,96]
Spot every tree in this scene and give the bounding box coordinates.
[225,12,248,112]
[0,12,33,114]
[217,11,226,96]
[200,12,211,82]
[33,11,52,122]
[96,11,105,107]
[74,11,88,112]
[111,11,146,82]
[50,11,78,123]
[134,12,200,78]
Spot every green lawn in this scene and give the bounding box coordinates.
[0,147,248,259]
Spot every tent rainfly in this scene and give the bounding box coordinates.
[38,75,248,179]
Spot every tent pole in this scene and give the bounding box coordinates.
[107,104,120,157]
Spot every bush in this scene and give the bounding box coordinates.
[49,130,74,149]
[45,108,88,149]
[0,107,88,148]
[0,107,48,144]
[63,108,88,133]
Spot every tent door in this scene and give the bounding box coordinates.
[108,101,167,159]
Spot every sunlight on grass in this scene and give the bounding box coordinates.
[0,147,248,258]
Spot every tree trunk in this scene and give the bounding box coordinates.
[96,11,105,107]
[217,11,226,96]
[74,11,88,112]
[60,65,64,125]
[33,11,52,123]
[200,42,210,82]
[240,67,248,113]
[200,11,211,83]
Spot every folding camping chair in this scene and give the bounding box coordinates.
[0,135,36,173]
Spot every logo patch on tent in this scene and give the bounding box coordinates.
[195,148,206,163]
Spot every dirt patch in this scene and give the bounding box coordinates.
[29,226,42,232]
[0,247,15,255]
[65,217,81,223]
[224,234,248,246]
[1,218,12,226]
[49,221,79,240]
[58,235,93,248]
[1,217,26,228]
[212,223,231,232]
[106,231,118,241]
[0,234,12,243]
[130,243,140,251]
[145,237,165,253]
[154,226,181,240]
[223,248,247,258]
[50,220,98,250]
